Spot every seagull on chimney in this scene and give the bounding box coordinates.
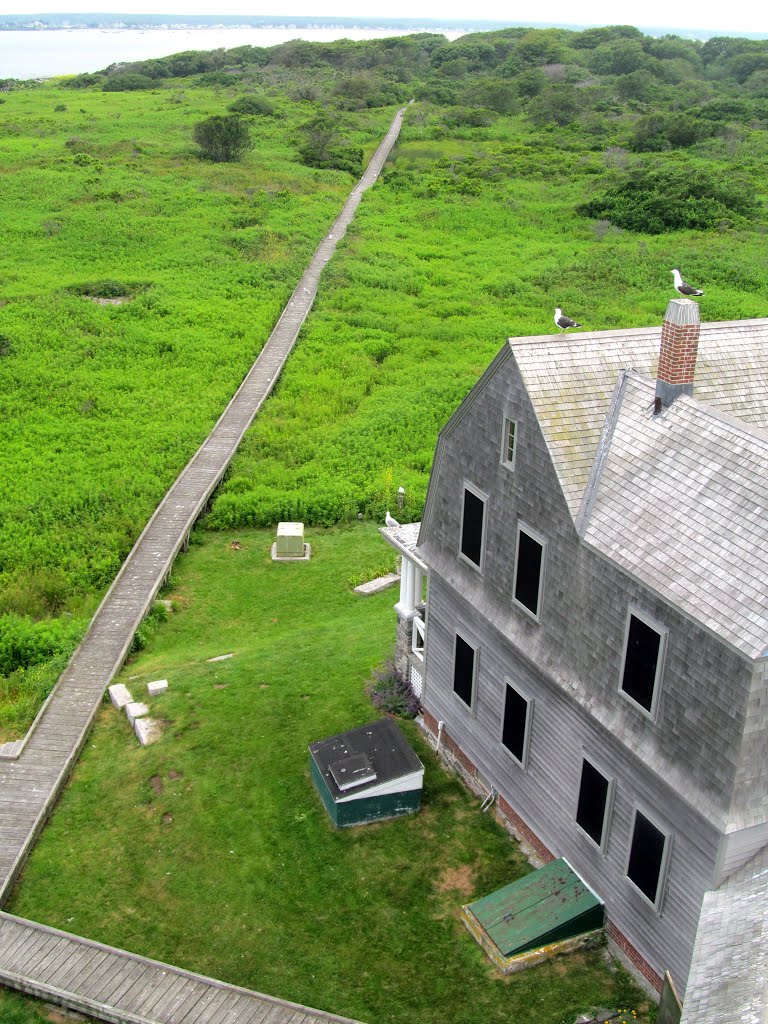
[671,269,704,297]
[385,510,400,529]
[554,308,582,331]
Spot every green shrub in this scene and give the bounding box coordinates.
[228,94,275,116]
[193,114,253,162]
[579,162,759,232]
[0,614,84,676]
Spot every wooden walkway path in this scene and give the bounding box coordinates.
[0,912,364,1024]
[0,105,407,1024]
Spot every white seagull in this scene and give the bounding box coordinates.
[554,308,582,331]
[671,269,704,297]
[385,510,400,528]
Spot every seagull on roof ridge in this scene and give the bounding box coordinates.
[385,511,400,529]
[671,269,704,297]
[554,308,582,331]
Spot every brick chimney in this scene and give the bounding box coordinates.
[655,298,701,410]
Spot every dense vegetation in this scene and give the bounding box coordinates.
[2,25,768,734]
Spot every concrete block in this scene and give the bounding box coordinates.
[276,521,304,557]
[134,717,162,746]
[126,701,149,725]
[354,573,400,595]
[147,679,169,696]
[271,542,311,562]
[109,684,133,710]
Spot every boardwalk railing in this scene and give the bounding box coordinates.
[0,912,366,1024]
[0,104,409,909]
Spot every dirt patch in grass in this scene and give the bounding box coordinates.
[168,769,183,780]
[149,775,164,795]
[434,863,475,899]
[89,296,132,305]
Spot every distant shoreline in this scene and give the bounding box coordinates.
[1,17,765,40]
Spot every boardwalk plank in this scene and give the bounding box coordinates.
[175,986,233,1024]
[0,85,406,1024]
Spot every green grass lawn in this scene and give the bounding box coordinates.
[8,524,650,1024]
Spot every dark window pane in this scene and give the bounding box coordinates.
[627,811,666,903]
[514,530,543,615]
[502,684,528,761]
[621,615,662,712]
[461,489,484,566]
[576,760,610,845]
[453,635,475,707]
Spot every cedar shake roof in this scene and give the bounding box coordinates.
[579,372,768,660]
[511,318,768,519]
[680,844,768,1024]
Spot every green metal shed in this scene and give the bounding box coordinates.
[309,718,424,828]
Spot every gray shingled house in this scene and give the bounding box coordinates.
[382,299,768,1018]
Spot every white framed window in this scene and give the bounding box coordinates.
[459,481,487,573]
[626,807,672,911]
[412,616,425,662]
[619,607,667,719]
[575,756,615,852]
[499,680,533,768]
[501,417,517,470]
[513,523,546,620]
[453,632,478,711]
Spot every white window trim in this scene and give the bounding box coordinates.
[498,678,533,769]
[500,416,517,471]
[618,606,668,721]
[574,753,615,855]
[512,521,547,623]
[626,805,673,913]
[452,630,479,714]
[458,480,488,574]
[412,615,425,662]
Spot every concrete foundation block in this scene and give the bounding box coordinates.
[134,717,162,746]
[126,701,149,725]
[147,679,169,696]
[109,684,133,710]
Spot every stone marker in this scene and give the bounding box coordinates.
[108,684,133,710]
[271,521,311,561]
[354,573,400,596]
[147,679,169,696]
[134,717,162,746]
[126,701,149,725]
[206,653,234,663]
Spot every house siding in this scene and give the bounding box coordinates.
[416,347,752,996]
[423,576,719,996]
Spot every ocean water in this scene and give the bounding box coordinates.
[0,26,465,80]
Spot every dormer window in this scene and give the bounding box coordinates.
[501,418,517,470]
[619,609,667,718]
[459,482,487,572]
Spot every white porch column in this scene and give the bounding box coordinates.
[414,566,424,608]
[396,557,418,618]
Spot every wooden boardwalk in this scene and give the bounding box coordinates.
[0,106,407,1023]
[0,912,364,1023]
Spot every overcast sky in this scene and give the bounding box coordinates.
[2,0,766,34]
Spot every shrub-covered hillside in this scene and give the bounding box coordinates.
[1,25,767,734]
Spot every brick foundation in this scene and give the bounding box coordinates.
[495,794,555,864]
[421,709,662,999]
[607,922,664,994]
